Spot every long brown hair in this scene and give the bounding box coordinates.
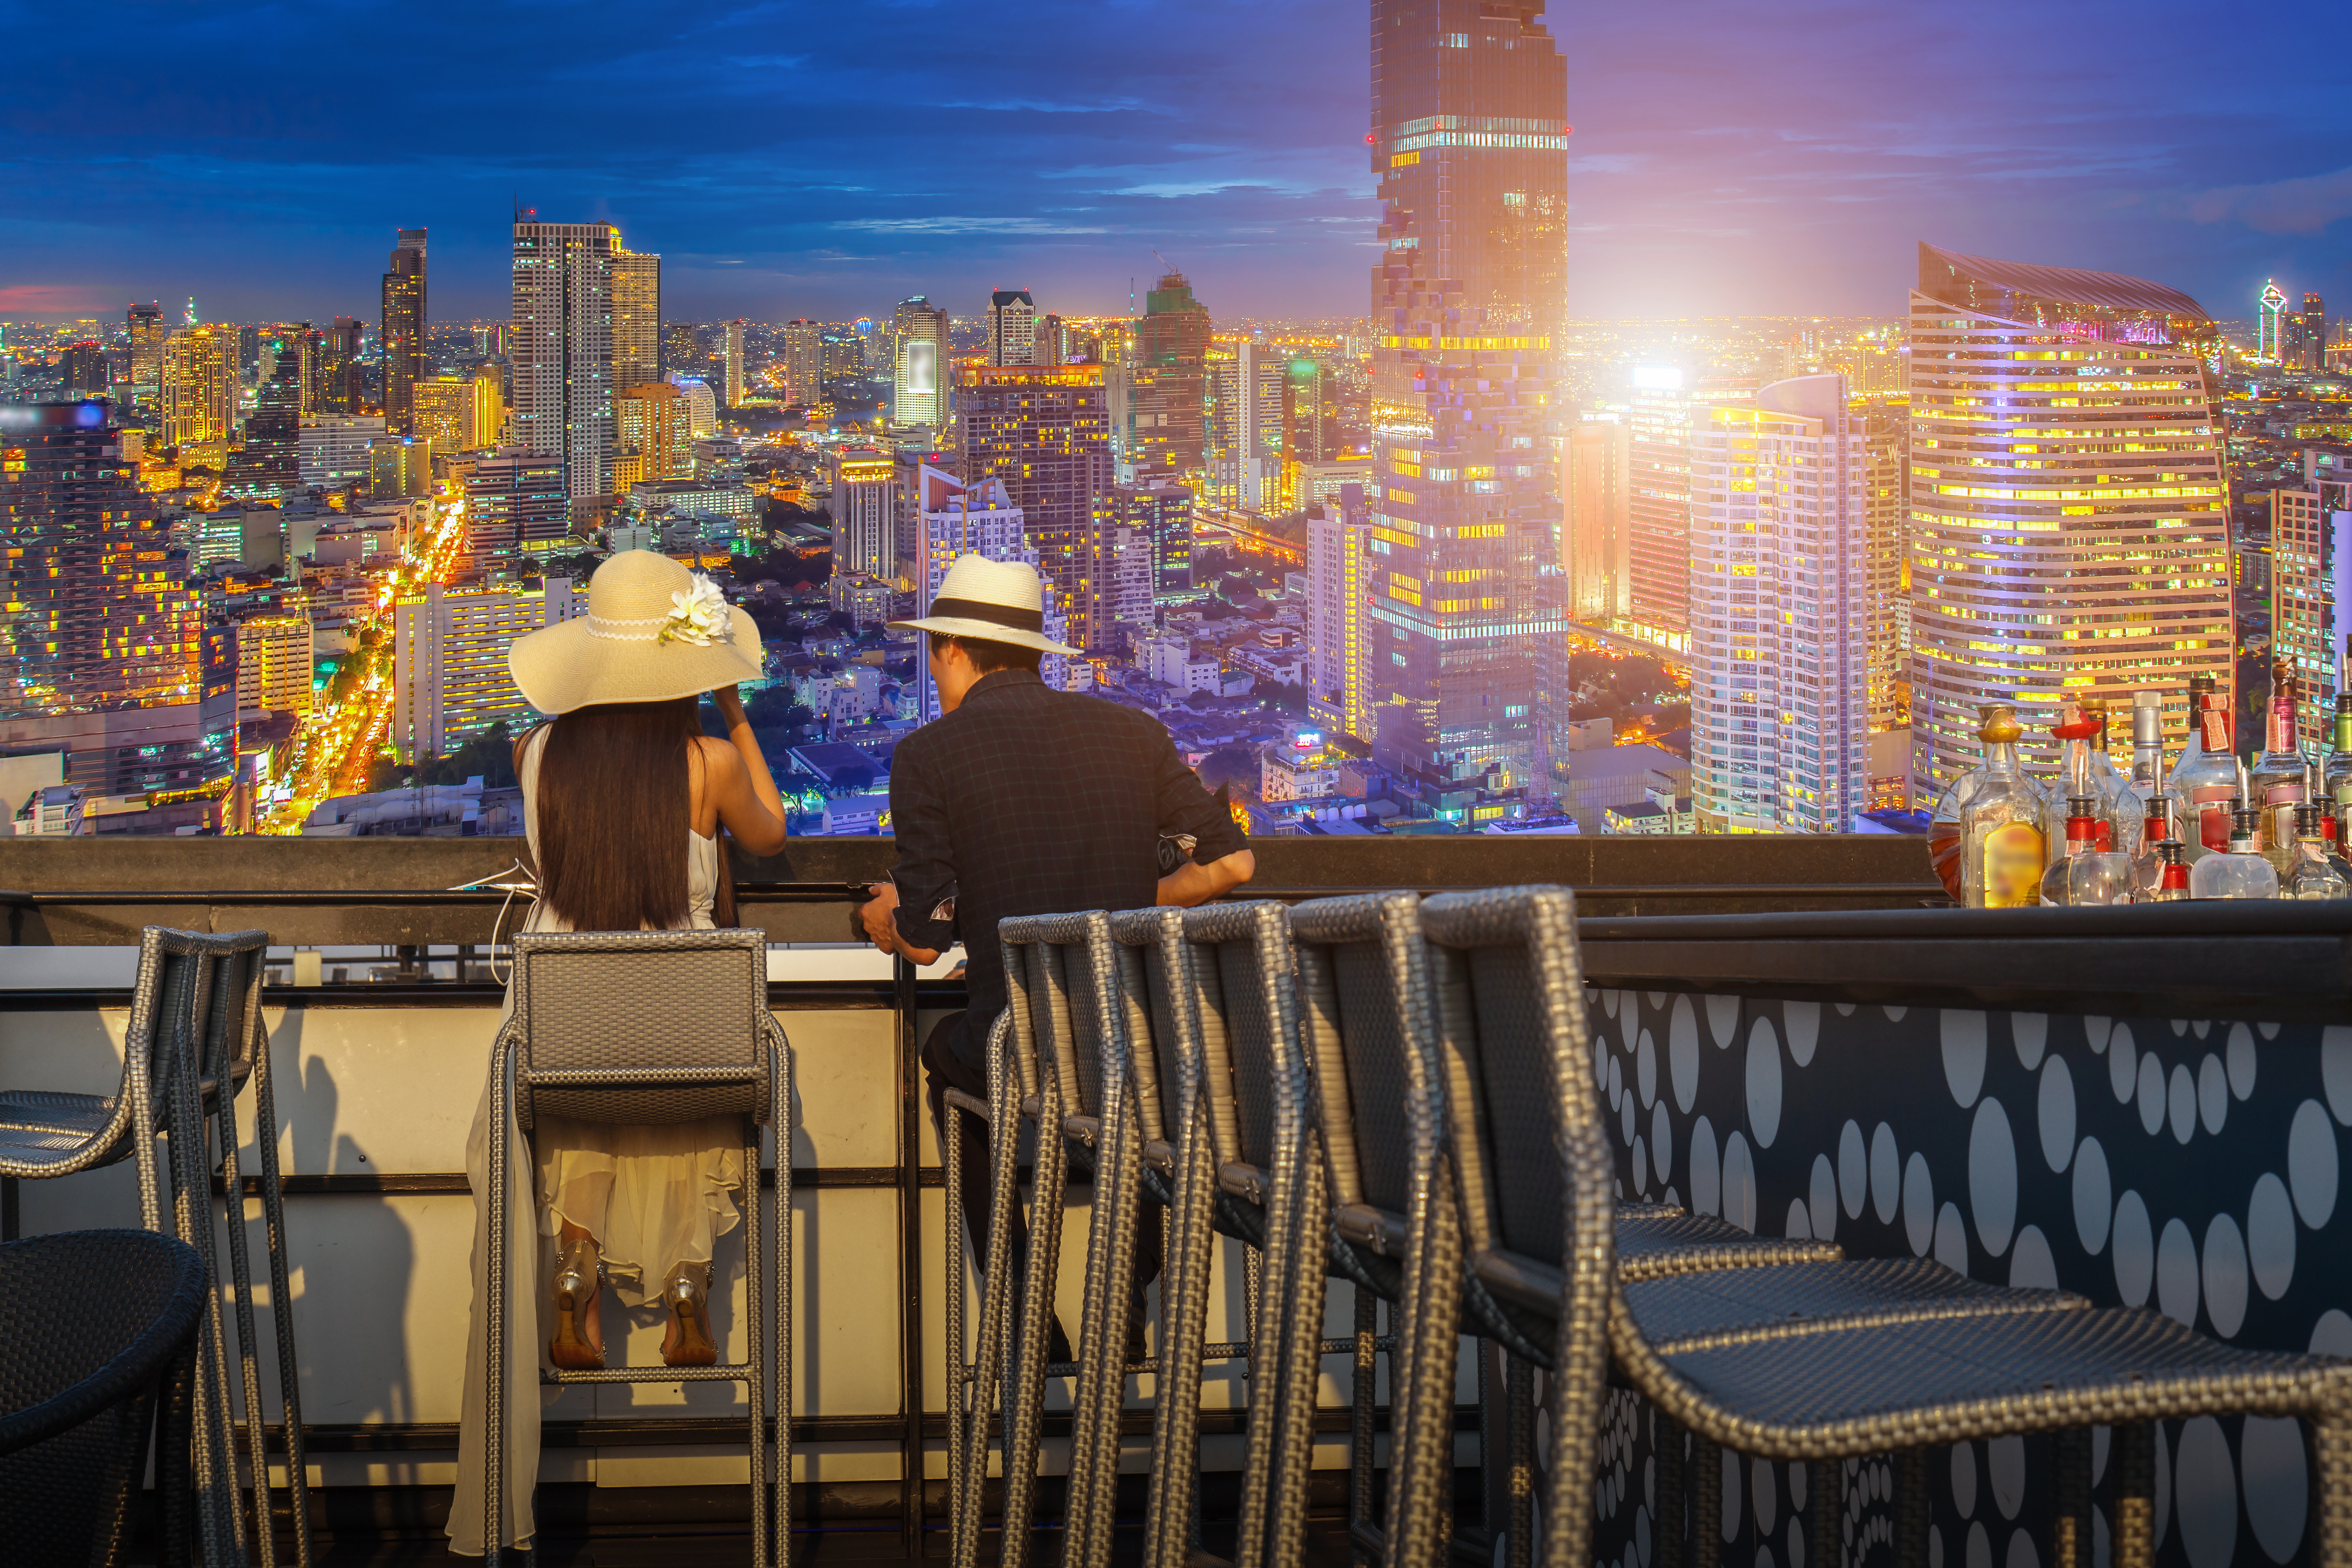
[534,698,701,932]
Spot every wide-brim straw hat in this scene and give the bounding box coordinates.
[887,553,1081,656]
[510,549,764,714]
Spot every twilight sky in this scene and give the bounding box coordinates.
[2,0,2346,328]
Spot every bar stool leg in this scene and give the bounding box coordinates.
[1892,1448,1927,1568]
[2051,1431,2090,1568]
[746,1119,770,1568]
[997,1080,1071,1568]
[247,1015,315,1568]
[1504,1355,1534,1568]
[2315,1415,2352,1568]
[1141,1099,1217,1568]
[164,1024,243,1568]
[954,1029,1026,1568]
[772,1038,797,1568]
[2113,1423,2155,1568]
[1477,1341,1506,1554]
[482,1038,513,1567]
[1653,1417,1685,1568]
[215,1089,276,1566]
[1806,1459,1837,1568]
[1689,1437,1722,1568]
[1350,1288,1377,1560]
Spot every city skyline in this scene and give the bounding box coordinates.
[3,1,2347,325]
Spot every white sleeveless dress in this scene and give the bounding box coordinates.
[448,729,748,1555]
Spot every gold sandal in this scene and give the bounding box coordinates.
[661,1264,718,1368]
[550,1238,605,1370]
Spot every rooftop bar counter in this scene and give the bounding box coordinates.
[4,835,2346,1568]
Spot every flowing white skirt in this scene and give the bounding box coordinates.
[445,1051,745,1554]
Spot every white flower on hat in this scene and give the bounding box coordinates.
[660,573,731,647]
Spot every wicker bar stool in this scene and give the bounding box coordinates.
[0,1229,211,1568]
[0,926,307,1567]
[480,928,793,1568]
[1416,885,2352,1568]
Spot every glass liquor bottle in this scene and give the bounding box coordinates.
[2325,638,2352,853]
[2146,841,2191,902]
[1960,705,2048,910]
[2284,804,2351,901]
[2169,674,2239,863]
[2189,806,2280,900]
[2039,795,2100,906]
[2248,657,2309,863]
[2081,695,2142,856]
[2045,701,2135,856]
[2131,794,2181,902]
[2126,691,2172,814]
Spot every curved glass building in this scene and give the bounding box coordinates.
[1908,242,2230,788]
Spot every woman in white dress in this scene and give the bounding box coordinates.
[448,550,789,1557]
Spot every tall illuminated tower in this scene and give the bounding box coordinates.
[381,228,427,435]
[987,290,1037,366]
[611,243,663,396]
[723,319,747,409]
[1908,242,2231,789]
[1125,271,1210,482]
[783,320,823,404]
[511,219,617,503]
[891,297,948,426]
[127,303,164,412]
[1687,375,1870,832]
[1367,0,1570,809]
[2259,281,2289,363]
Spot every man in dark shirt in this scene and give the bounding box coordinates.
[860,555,1254,1350]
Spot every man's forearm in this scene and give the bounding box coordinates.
[1156,849,1256,909]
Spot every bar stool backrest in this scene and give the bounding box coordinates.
[1001,919,1084,1116]
[1113,908,1242,1167]
[124,928,268,1134]
[1421,887,1614,1279]
[1288,891,1435,1217]
[508,928,773,1126]
[1178,901,1300,1178]
[196,933,269,1100]
[1000,913,1123,1122]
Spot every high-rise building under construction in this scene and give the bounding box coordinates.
[1367,0,1570,815]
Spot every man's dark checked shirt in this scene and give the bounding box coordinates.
[887,669,1249,1066]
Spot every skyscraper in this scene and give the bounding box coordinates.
[723,319,746,409]
[59,342,108,399]
[1106,479,1194,601]
[2259,281,2289,364]
[891,297,948,427]
[2267,451,2352,750]
[1562,419,1630,622]
[1908,241,2230,788]
[955,363,1113,645]
[1367,0,1571,806]
[614,381,687,493]
[611,244,663,397]
[828,446,896,580]
[987,290,1037,366]
[783,320,823,405]
[393,578,585,759]
[318,317,364,414]
[464,451,569,572]
[127,303,164,411]
[161,326,237,450]
[1123,271,1209,481]
[224,353,301,499]
[0,400,232,797]
[511,220,617,503]
[1307,493,1375,743]
[1204,341,1285,510]
[381,228,427,435]
[1858,399,1910,733]
[1687,375,1870,833]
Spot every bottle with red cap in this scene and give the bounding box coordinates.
[2168,673,2238,862]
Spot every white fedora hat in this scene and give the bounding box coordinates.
[888,553,1081,656]
[509,550,764,715]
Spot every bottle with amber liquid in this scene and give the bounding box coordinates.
[1961,705,2048,909]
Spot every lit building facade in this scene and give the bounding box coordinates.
[987,291,1037,366]
[611,246,662,396]
[393,578,585,760]
[1205,341,1285,510]
[954,363,1112,645]
[1563,417,1630,622]
[235,613,315,718]
[162,326,237,449]
[2269,453,2352,750]
[1908,241,2231,788]
[127,303,164,411]
[1121,272,1210,481]
[1368,0,1570,806]
[1307,501,1374,742]
[614,382,688,494]
[381,229,427,436]
[1859,399,1910,731]
[1108,480,1194,600]
[2259,282,2289,363]
[828,446,895,580]
[465,451,569,571]
[892,297,948,427]
[1687,375,1870,833]
[783,320,823,405]
[0,400,234,797]
[299,416,386,489]
[511,221,619,503]
[910,466,1066,720]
